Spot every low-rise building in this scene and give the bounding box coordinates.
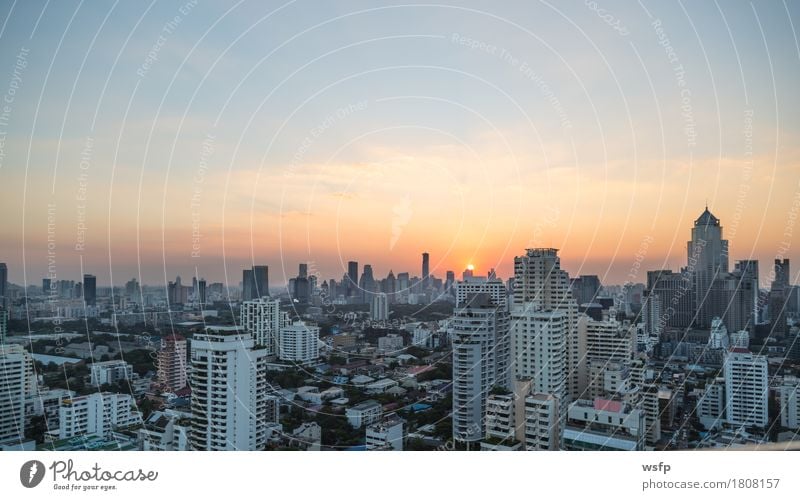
[562,398,645,451]
[366,416,405,450]
[58,392,141,439]
[89,360,134,387]
[346,400,382,428]
[138,410,190,451]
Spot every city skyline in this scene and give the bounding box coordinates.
[0,1,799,287]
[1,203,797,289]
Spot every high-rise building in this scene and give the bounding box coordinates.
[512,248,579,399]
[242,269,255,301]
[83,274,97,306]
[293,265,310,305]
[641,290,662,348]
[512,307,567,403]
[197,278,207,305]
[646,270,694,328]
[455,276,507,309]
[240,297,286,356]
[190,327,270,450]
[370,293,389,321]
[278,321,320,363]
[0,308,7,345]
[688,207,729,328]
[775,258,790,287]
[253,265,269,298]
[0,263,7,307]
[445,270,455,297]
[577,312,634,400]
[422,252,430,288]
[42,278,51,295]
[570,275,601,306]
[769,259,791,335]
[0,344,33,444]
[157,334,188,392]
[451,293,509,445]
[347,261,358,296]
[359,265,375,303]
[724,348,768,429]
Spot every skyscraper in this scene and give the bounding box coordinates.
[688,207,729,328]
[198,278,207,305]
[0,263,7,307]
[83,274,97,306]
[359,265,375,303]
[770,259,791,335]
[422,252,430,288]
[0,308,7,345]
[189,327,269,450]
[347,261,358,296]
[646,270,693,329]
[242,269,255,301]
[569,275,600,306]
[512,248,579,399]
[253,265,269,298]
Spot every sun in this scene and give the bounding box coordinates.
[466,264,475,271]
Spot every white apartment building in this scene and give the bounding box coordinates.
[366,416,404,450]
[696,378,725,430]
[377,334,404,353]
[512,248,579,400]
[0,344,33,444]
[89,360,134,387]
[578,312,635,400]
[455,277,507,308]
[724,348,768,428]
[451,298,509,444]
[58,392,141,439]
[412,325,433,348]
[485,392,515,443]
[279,321,320,363]
[524,393,560,450]
[779,376,800,430]
[370,292,389,321]
[240,297,286,355]
[189,327,270,450]
[346,400,382,428]
[511,308,567,402]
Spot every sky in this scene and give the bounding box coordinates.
[0,0,798,288]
